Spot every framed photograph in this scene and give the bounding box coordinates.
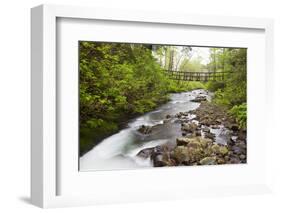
[31,4,274,208]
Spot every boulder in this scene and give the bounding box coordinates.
[152,154,166,167]
[216,119,222,124]
[166,114,171,119]
[151,150,176,167]
[201,118,212,126]
[181,122,198,133]
[176,137,207,148]
[217,157,226,164]
[163,119,169,124]
[211,144,220,153]
[195,130,201,136]
[211,125,220,129]
[211,144,228,156]
[187,141,202,149]
[202,127,210,133]
[137,125,152,134]
[230,136,238,142]
[238,130,247,140]
[232,146,242,155]
[136,147,154,158]
[200,157,217,165]
[229,156,241,164]
[205,132,215,140]
[198,137,212,148]
[230,124,239,131]
[239,154,246,160]
[176,137,191,146]
[173,146,190,164]
[187,147,205,162]
[218,146,229,156]
[191,96,207,102]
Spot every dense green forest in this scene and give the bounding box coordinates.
[79,42,246,156]
[206,48,247,128]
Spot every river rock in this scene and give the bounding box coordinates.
[232,145,242,155]
[239,154,246,160]
[186,141,202,149]
[151,148,176,167]
[195,130,201,136]
[238,130,247,140]
[177,136,211,148]
[181,122,198,133]
[217,157,226,164]
[230,136,238,142]
[173,146,190,164]
[216,119,222,124]
[173,140,206,164]
[166,114,171,119]
[218,146,228,156]
[137,147,154,158]
[229,156,241,164]
[235,142,246,155]
[163,118,171,124]
[176,112,189,118]
[137,125,152,134]
[198,137,212,149]
[191,96,207,102]
[205,132,215,140]
[201,118,212,126]
[176,137,191,146]
[230,124,239,131]
[210,144,228,156]
[188,147,205,162]
[152,154,166,167]
[211,125,220,129]
[211,144,220,153]
[224,155,230,161]
[200,156,217,165]
[202,126,210,133]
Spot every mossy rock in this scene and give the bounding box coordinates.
[173,146,190,164]
[219,146,228,156]
[200,156,217,165]
[176,137,191,146]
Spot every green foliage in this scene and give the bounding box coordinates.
[179,58,204,72]
[229,103,247,129]
[207,48,247,130]
[206,81,225,92]
[79,43,247,154]
[208,48,247,107]
[79,42,173,155]
[168,81,206,92]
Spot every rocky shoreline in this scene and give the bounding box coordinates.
[136,92,247,167]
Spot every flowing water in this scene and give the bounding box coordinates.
[80,89,229,171]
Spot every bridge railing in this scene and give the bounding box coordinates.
[164,70,230,81]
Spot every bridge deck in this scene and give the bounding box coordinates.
[164,70,229,81]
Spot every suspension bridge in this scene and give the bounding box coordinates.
[164,70,229,82]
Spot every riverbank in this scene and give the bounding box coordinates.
[137,94,247,166]
[80,82,206,156]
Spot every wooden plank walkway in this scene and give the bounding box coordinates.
[164,70,229,81]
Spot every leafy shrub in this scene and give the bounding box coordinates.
[168,81,206,92]
[229,103,247,129]
[206,81,225,92]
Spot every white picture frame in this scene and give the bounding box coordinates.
[31,4,274,208]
